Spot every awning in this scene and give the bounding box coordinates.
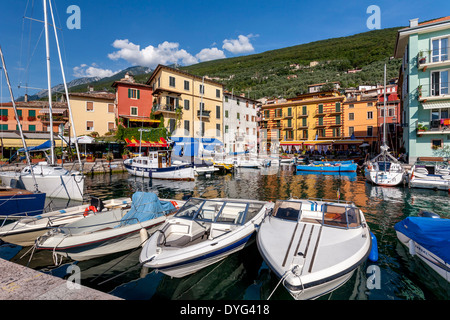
[125,137,168,147]
[0,138,64,148]
[332,139,365,145]
[120,115,161,123]
[421,99,450,110]
[302,140,334,145]
[38,108,66,114]
[18,140,52,152]
[280,140,303,146]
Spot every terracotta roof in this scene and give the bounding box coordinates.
[0,101,67,108]
[146,64,224,87]
[69,91,115,100]
[418,16,450,26]
[111,80,153,89]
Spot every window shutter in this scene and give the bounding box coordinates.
[128,88,131,98]
[137,90,140,99]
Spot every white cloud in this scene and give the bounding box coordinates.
[107,39,198,67]
[73,64,117,78]
[195,48,226,62]
[222,34,255,54]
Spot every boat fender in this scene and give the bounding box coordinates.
[368,232,379,262]
[140,228,149,246]
[408,239,416,256]
[83,205,97,217]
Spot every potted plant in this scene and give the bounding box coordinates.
[418,51,427,65]
[122,149,129,159]
[417,123,428,136]
[417,85,423,98]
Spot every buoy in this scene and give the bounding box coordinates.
[170,200,179,209]
[368,232,379,262]
[140,228,149,246]
[83,205,97,217]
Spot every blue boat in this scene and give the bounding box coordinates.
[395,216,450,282]
[296,160,357,173]
[0,187,46,219]
[295,170,357,181]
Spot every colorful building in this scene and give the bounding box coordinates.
[112,73,159,129]
[395,16,450,163]
[146,64,224,141]
[68,91,116,136]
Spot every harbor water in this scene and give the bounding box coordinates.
[1,164,449,300]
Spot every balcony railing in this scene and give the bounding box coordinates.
[153,104,179,113]
[418,83,450,100]
[197,110,211,118]
[297,111,309,118]
[417,47,450,69]
[417,119,450,134]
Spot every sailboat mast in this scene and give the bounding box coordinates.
[43,0,55,165]
[0,45,39,192]
[383,64,387,171]
[48,0,83,170]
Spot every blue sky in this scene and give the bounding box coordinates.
[0,0,449,101]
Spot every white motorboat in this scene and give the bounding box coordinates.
[140,197,274,278]
[364,146,405,187]
[364,64,405,187]
[257,198,373,300]
[408,157,450,190]
[35,192,184,262]
[395,212,450,282]
[0,162,84,201]
[124,150,194,181]
[233,158,261,168]
[0,197,131,246]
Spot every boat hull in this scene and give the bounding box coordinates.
[0,172,84,201]
[364,169,405,186]
[0,190,46,218]
[409,175,450,190]
[124,162,194,180]
[296,163,357,173]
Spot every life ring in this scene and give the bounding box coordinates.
[170,201,179,209]
[83,205,98,217]
[367,165,373,170]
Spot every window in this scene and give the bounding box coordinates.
[199,102,205,111]
[216,124,220,137]
[225,110,229,118]
[199,84,204,94]
[367,126,373,136]
[0,124,7,130]
[87,121,94,131]
[302,105,307,115]
[237,113,240,120]
[28,110,35,117]
[184,80,190,90]
[432,139,443,149]
[367,111,373,119]
[169,119,176,133]
[108,104,115,113]
[86,102,94,112]
[303,130,308,139]
[225,125,228,133]
[302,118,307,127]
[225,96,228,103]
[28,124,36,131]
[216,89,220,98]
[318,104,323,114]
[287,107,292,116]
[431,70,449,96]
[128,88,140,99]
[367,102,373,107]
[108,122,115,131]
[349,104,354,109]
[131,107,138,115]
[216,105,220,119]
[349,127,354,136]
[335,102,341,112]
[184,120,190,133]
[335,115,341,125]
[349,113,354,120]
[169,76,175,87]
[432,37,449,62]
[184,99,190,110]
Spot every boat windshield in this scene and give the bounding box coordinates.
[175,198,265,225]
[273,201,301,221]
[323,204,361,228]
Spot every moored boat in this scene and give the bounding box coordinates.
[408,157,450,190]
[124,150,194,181]
[257,198,373,300]
[0,187,46,219]
[296,160,357,173]
[35,192,184,262]
[139,197,274,278]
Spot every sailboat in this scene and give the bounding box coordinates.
[364,64,405,187]
[0,0,85,201]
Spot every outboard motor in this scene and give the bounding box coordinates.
[418,210,440,219]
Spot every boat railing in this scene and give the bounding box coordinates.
[57,217,138,236]
[295,197,356,206]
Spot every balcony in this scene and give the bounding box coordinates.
[418,83,450,103]
[197,110,211,118]
[153,104,179,115]
[313,109,327,117]
[314,119,342,128]
[297,121,309,129]
[416,120,450,135]
[284,112,293,118]
[417,48,450,71]
[297,111,309,118]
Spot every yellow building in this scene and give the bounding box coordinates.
[68,91,116,136]
[260,90,346,153]
[146,65,223,140]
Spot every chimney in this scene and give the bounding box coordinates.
[88,85,94,92]
[24,94,28,102]
[409,18,419,28]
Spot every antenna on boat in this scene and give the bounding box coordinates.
[0,45,39,192]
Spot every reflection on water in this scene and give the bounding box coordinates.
[1,165,449,300]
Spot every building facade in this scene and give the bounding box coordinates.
[68,91,116,136]
[395,16,450,163]
[223,92,259,154]
[146,64,224,140]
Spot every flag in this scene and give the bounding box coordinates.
[337,188,340,200]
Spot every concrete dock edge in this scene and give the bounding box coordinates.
[0,258,122,300]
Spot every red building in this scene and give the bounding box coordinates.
[111,73,159,128]
[376,84,403,154]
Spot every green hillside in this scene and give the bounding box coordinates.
[70,26,403,100]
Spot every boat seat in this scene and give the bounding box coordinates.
[300,210,322,224]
